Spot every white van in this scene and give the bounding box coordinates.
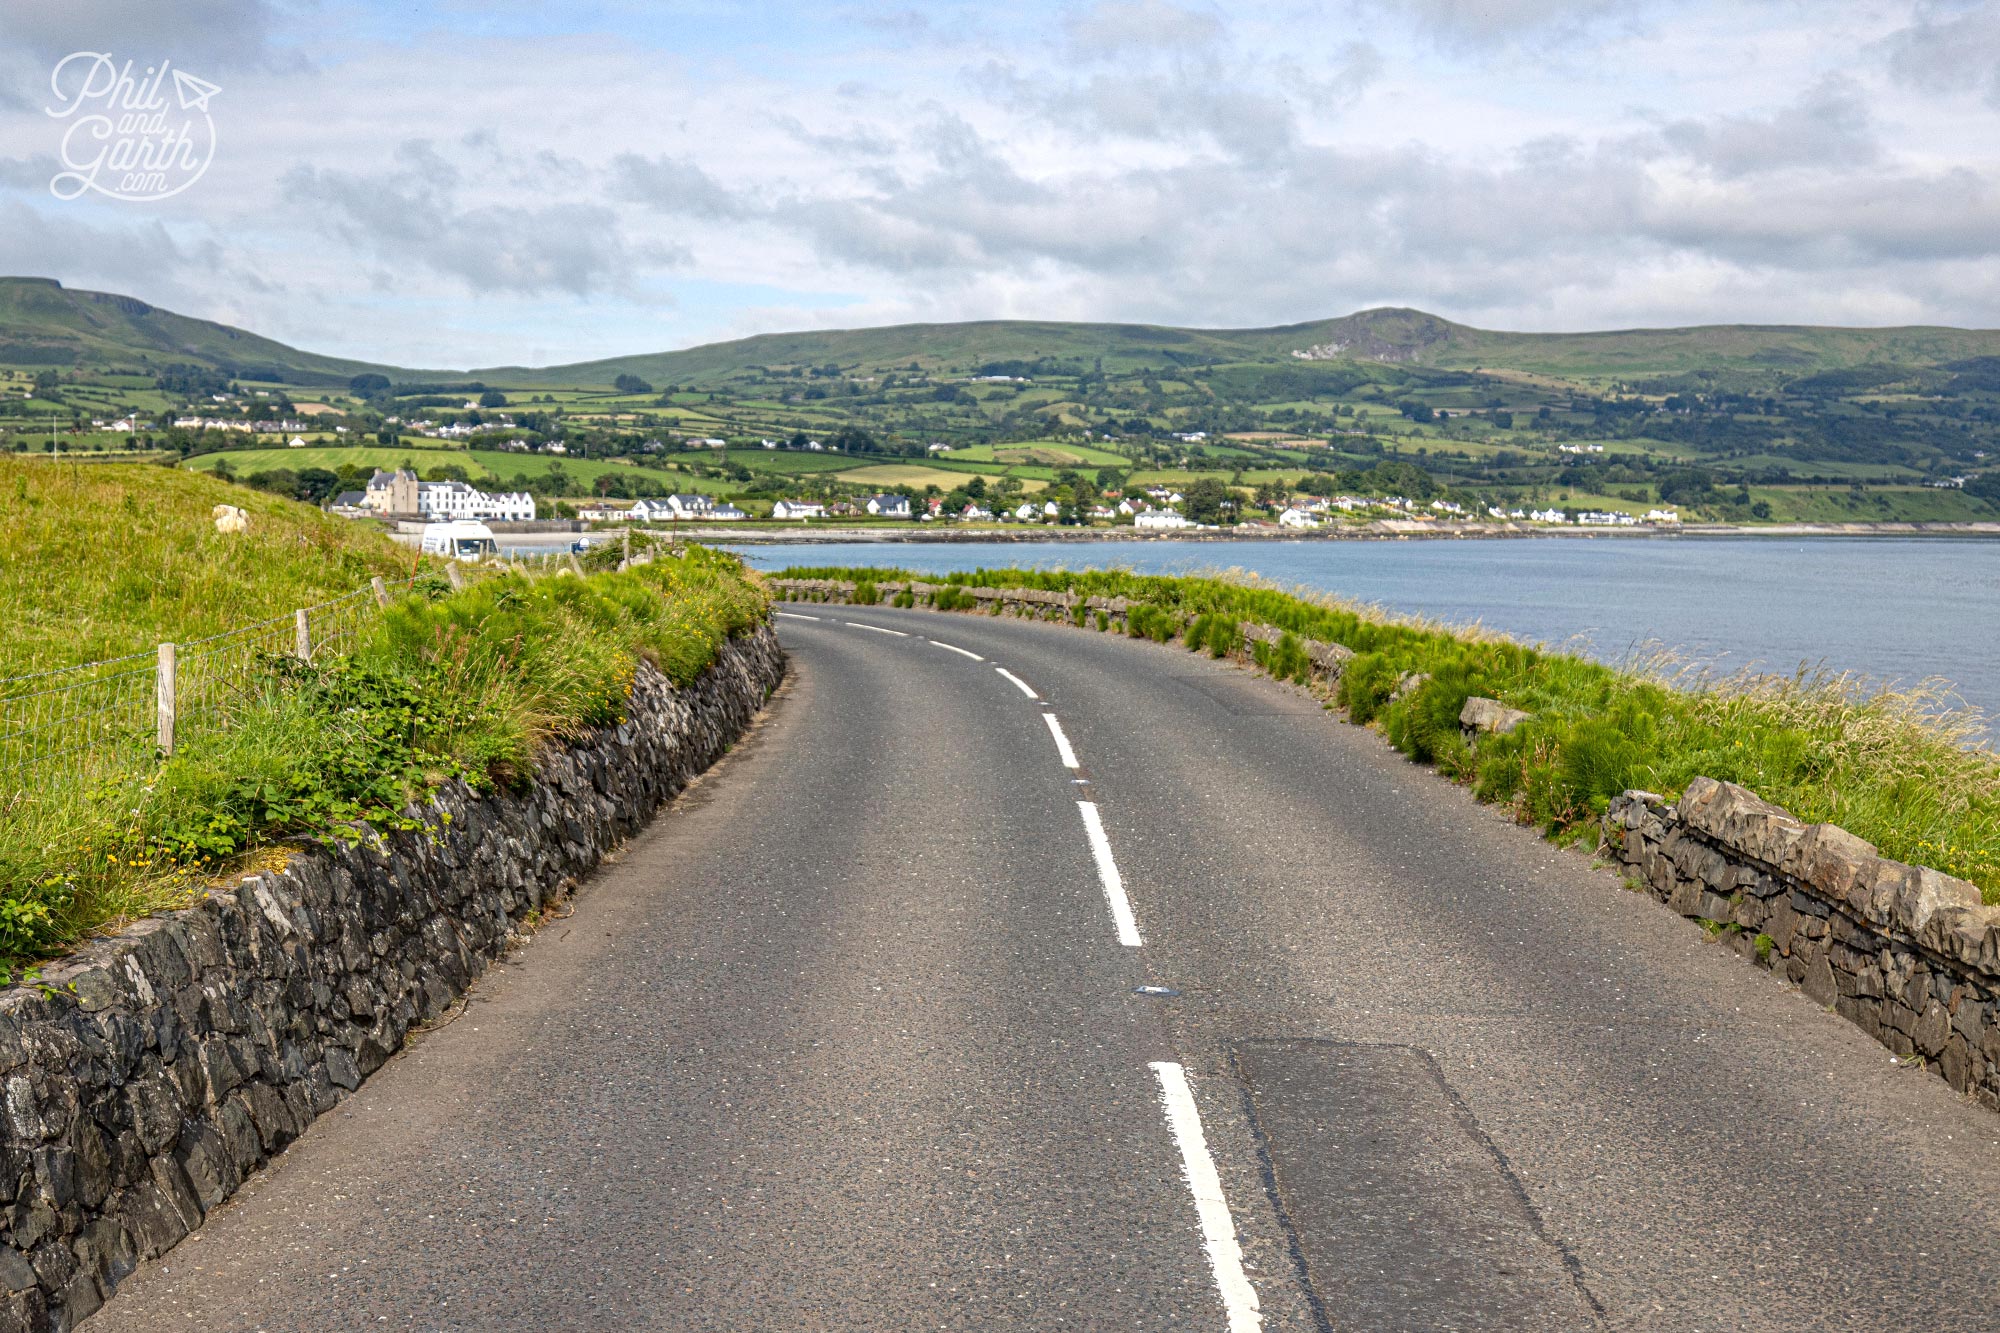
[418,520,498,561]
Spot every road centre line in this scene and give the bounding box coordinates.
[845,621,908,636]
[930,639,985,661]
[1150,1062,1264,1333]
[774,611,820,621]
[1043,713,1082,769]
[1076,802,1142,947]
[996,667,1039,699]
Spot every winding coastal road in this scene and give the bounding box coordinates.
[92,605,2000,1331]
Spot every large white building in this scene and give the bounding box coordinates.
[362,470,535,522]
[1134,509,1193,530]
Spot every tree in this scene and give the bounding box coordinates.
[479,390,507,408]
[613,373,654,394]
[1184,477,1232,524]
[349,373,391,395]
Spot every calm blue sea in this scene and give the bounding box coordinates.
[733,536,2000,732]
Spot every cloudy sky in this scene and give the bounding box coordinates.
[2,0,1998,368]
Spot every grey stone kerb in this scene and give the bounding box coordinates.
[0,627,784,1332]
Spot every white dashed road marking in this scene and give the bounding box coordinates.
[774,611,820,621]
[931,640,984,661]
[996,667,1039,699]
[1151,1062,1263,1333]
[1076,801,1142,947]
[845,622,908,636]
[1043,713,1082,769]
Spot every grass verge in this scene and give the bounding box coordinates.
[0,545,768,973]
[1,456,418,676]
[782,563,2000,900]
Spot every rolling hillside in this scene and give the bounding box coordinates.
[0,277,406,385]
[8,274,2000,391]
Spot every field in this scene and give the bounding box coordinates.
[1,277,1995,526]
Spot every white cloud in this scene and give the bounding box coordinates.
[1883,2,2000,107]
[0,0,1996,367]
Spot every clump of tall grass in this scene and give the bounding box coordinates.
[0,547,768,968]
[783,562,2000,899]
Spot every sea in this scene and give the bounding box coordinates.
[729,536,2000,736]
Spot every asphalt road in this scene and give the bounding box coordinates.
[93,605,2000,1331]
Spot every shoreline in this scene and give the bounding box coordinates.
[651,519,2000,546]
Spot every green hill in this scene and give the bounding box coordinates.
[474,305,2000,389]
[9,273,2000,392]
[0,277,407,386]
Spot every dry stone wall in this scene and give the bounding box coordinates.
[0,628,784,1332]
[1606,779,2000,1108]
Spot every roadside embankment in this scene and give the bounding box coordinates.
[0,624,783,1332]
[771,569,2000,1106]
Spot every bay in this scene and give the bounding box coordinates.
[733,536,2000,733]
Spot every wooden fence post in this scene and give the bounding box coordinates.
[446,563,465,590]
[156,642,176,755]
[294,609,311,661]
[621,528,631,570]
[371,576,390,607]
[567,552,585,576]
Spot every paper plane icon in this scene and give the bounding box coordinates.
[172,69,220,112]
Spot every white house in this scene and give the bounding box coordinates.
[864,494,912,518]
[711,500,748,520]
[287,435,309,449]
[1644,508,1681,524]
[772,499,826,520]
[1117,498,1149,516]
[1042,500,1061,518]
[1013,502,1041,521]
[418,479,536,522]
[665,493,717,520]
[960,503,994,520]
[361,470,534,522]
[1277,507,1322,529]
[1135,509,1193,530]
[1529,508,1568,523]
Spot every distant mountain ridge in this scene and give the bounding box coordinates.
[5,275,2000,388]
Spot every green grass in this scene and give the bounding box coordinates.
[0,538,767,968]
[1,456,417,676]
[784,564,2000,899]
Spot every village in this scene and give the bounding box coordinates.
[330,464,1682,536]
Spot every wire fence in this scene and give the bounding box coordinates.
[0,576,424,787]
